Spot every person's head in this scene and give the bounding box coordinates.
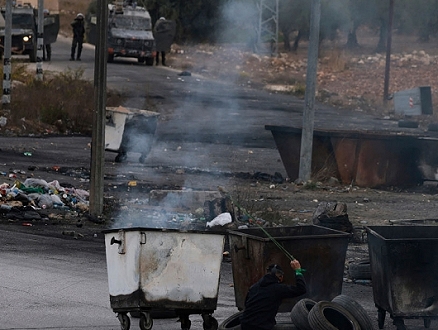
[76,13,84,20]
[159,17,165,21]
[267,264,284,282]
[43,9,49,16]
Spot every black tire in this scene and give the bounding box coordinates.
[115,152,127,163]
[108,53,114,63]
[424,318,432,328]
[117,313,131,330]
[139,312,153,330]
[29,47,37,63]
[290,298,316,330]
[308,301,361,330]
[203,316,219,330]
[218,311,242,330]
[332,295,374,330]
[145,57,154,66]
[348,259,371,280]
[138,57,145,64]
[218,311,296,330]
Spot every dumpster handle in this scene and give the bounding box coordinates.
[111,237,122,245]
[110,230,126,254]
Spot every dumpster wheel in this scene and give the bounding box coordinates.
[139,312,153,330]
[117,313,131,330]
[202,314,218,330]
[115,152,127,163]
[424,318,432,328]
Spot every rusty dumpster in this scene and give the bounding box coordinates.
[366,226,438,330]
[103,227,225,330]
[228,225,350,312]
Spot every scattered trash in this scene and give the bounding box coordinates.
[0,178,90,219]
[206,212,232,228]
[23,152,32,157]
[22,222,33,227]
[128,181,137,187]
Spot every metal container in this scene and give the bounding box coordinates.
[393,86,433,116]
[366,226,438,330]
[105,106,159,163]
[103,227,225,330]
[228,225,350,312]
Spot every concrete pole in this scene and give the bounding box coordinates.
[36,0,43,80]
[2,0,12,108]
[298,0,320,182]
[89,0,108,217]
[383,0,394,104]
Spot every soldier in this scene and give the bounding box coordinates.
[70,13,85,61]
[154,17,170,66]
[43,9,51,61]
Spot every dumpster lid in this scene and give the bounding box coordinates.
[366,225,438,241]
[102,226,226,235]
[227,225,350,241]
[106,106,160,117]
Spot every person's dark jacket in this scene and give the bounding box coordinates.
[71,19,85,40]
[240,272,306,330]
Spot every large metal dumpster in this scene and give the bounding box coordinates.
[103,227,225,330]
[366,226,438,330]
[105,106,159,163]
[228,225,350,312]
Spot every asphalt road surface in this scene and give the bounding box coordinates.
[0,38,434,330]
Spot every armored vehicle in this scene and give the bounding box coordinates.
[87,1,155,65]
[0,0,59,62]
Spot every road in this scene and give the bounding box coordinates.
[0,38,433,330]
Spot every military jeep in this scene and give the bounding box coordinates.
[87,2,156,65]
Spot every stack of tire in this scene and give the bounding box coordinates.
[290,295,374,330]
[218,294,373,329]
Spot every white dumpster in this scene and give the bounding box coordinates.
[103,227,225,330]
[105,106,159,163]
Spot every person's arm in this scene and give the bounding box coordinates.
[279,259,307,298]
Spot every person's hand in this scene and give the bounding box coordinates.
[290,259,301,270]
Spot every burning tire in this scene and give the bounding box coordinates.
[308,301,361,330]
[332,295,374,330]
[290,298,316,330]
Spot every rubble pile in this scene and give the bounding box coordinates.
[0,178,89,221]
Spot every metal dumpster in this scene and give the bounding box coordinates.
[228,225,350,312]
[105,106,159,163]
[366,226,438,330]
[103,227,225,330]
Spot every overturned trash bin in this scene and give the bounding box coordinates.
[366,226,438,330]
[228,225,349,312]
[103,227,225,330]
[105,106,159,163]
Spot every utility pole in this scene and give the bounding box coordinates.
[383,0,394,104]
[298,0,320,182]
[89,0,108,217]
[36,0,44,80]
[256,0,278,56]
[2,0,12,108]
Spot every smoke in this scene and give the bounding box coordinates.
[110,1,273,230]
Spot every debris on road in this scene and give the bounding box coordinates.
[0,178,90,221]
